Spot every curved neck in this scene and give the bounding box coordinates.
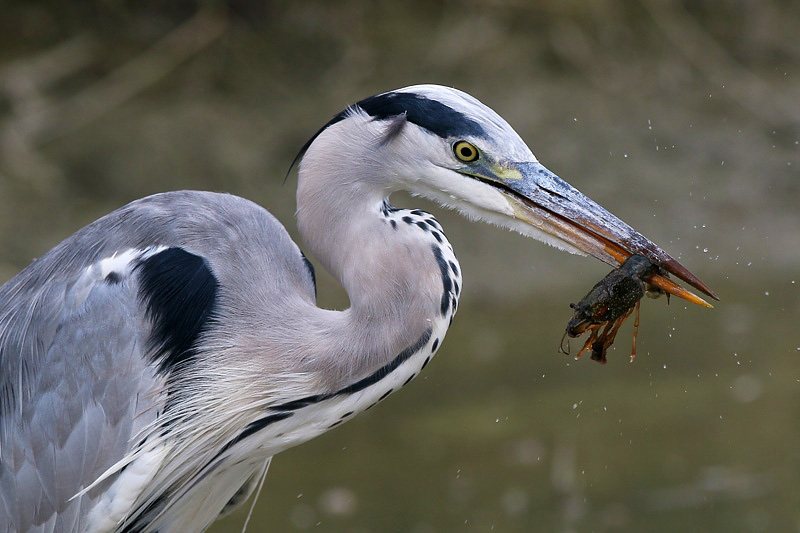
[294,161,458,389]
[298,176,440,324]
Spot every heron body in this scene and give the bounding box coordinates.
[0,85,714,532]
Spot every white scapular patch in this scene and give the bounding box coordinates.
[97,248,150,279]
[65,246,168,310]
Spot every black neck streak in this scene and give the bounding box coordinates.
[271,328,433,413]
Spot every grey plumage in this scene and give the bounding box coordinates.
[0,85,712,532]
[0,192,314,531]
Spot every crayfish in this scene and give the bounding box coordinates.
[559,254,668,363]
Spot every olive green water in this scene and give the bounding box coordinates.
[1,2,798,531]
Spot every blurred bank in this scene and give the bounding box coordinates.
[1,1,798,531]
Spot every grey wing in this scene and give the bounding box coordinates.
[0,191,315,532]
[0,249,164,532]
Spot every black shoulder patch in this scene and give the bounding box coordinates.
[287,90,486,178]
[137,247,218,374]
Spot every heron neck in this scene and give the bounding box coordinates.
[296,175,455,386]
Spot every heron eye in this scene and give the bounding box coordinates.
[453,141,479,163]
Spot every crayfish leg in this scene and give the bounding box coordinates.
[590,343,607,364]
[630,300,641,362]
[591,307,634,363]
[605,307,633,348]
[575,325,601,360]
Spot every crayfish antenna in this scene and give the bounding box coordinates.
[558,331,571,355]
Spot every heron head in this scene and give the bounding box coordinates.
[296,84,717,306]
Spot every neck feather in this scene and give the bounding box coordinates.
[295,164,459,390]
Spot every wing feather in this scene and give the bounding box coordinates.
[0,248,164,531]
[0,191,314,531]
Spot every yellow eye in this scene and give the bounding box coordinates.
[453,141,479,163]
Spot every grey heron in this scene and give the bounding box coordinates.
[0,85,716,532]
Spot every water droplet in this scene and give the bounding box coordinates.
[318,487,358,516]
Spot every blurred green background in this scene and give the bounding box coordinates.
[1,1,799,531]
